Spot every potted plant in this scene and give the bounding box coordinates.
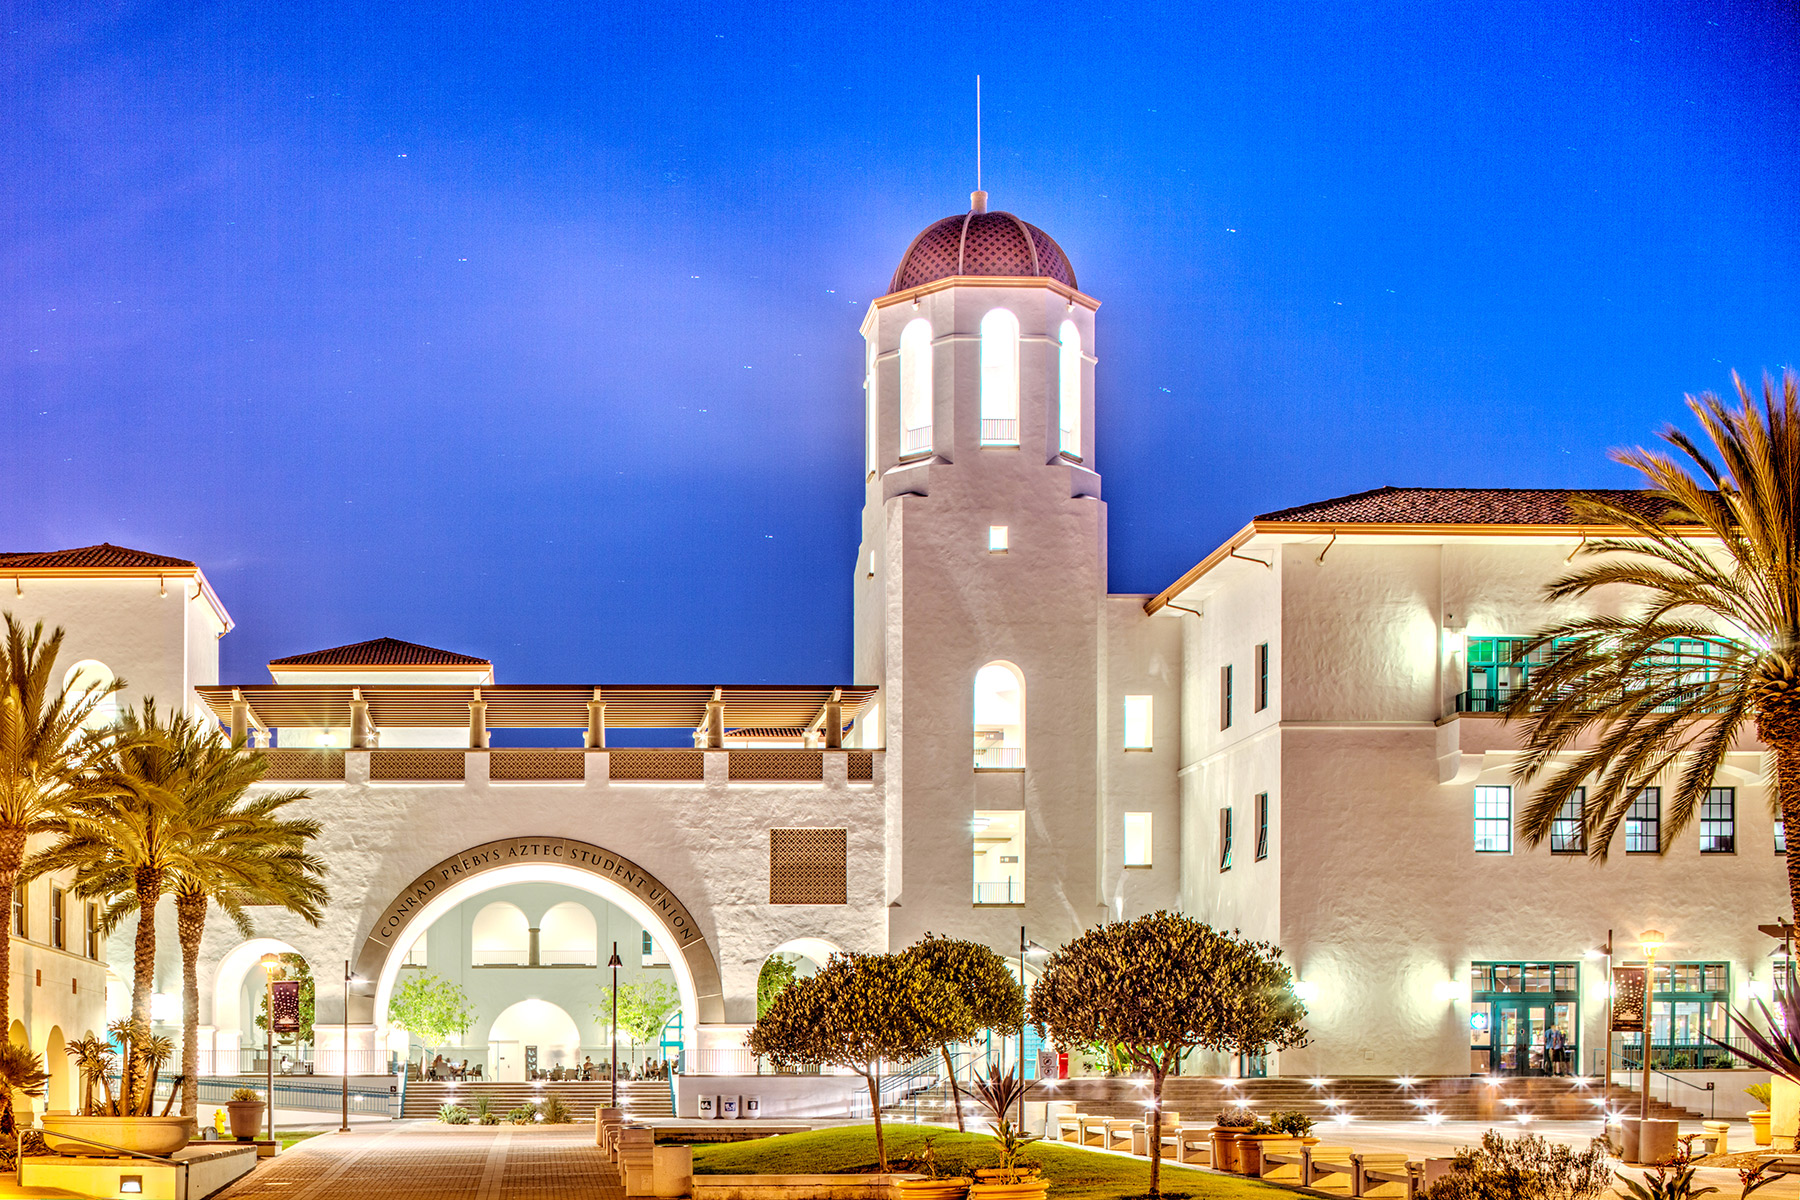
[1235,1119,1289,1176]
[1747,1083,1773,1147]
[42,1023,194,1156]
[1272,1110,1318,1145]
[966,1066,1047,1199]
[897,1137,972,1200]
[225,1087,266,1141]
[1210,1107,1256,1174]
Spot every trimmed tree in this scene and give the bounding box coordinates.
[902,933,1023,1131]
[747,951,937,1170]
[1029,912,1309,1199]
[388,972,478,1062]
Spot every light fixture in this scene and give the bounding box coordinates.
[120,1178,143,1194]
[1292,980,1320,1002]
[1639,929,1665,957]
[1432,981,1468,1003]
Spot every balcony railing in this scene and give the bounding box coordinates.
[980,418,1019,445]
[490,749,584,782]
[974,879,1022,905]
[260,749,347,781]
[974,745,1023,769]
[901,425,933,456]
[609,749,704,782]
[1455,689,1510,713]
[728,749,824,782]
[370,749,466,782]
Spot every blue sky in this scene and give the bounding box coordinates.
[4,0,1797,684]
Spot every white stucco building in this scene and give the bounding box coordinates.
[5,191,1785,1094]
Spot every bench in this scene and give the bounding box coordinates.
[1077,1115,1113,1147]
[1054,1112,1086,1144]
[1353,1154,1419,1199]
[1103,1119,1139,1152]
[1172,1124,1213,1166]
[1259,1144,1308,1185]
[1304,1145,1359,1194]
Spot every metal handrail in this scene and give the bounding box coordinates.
[22,1124,183,1165]
[1653,1069,1716,1119]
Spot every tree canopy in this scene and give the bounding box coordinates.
[388,972,478,1051]
[609,979,681,1047]
[902,933,1024,1131]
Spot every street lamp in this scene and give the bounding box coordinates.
[1638,930,1664,1122]
[1587,933,1613,1133]
[608,941,624,1109]
[340,962,366,1133]
[259,953,280,1143]
[1018,930,1048,1132]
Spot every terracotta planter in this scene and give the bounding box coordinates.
[40,1113,196,1157]
[967,1181,1048,1200]
[1209,1129,1246,1173]
[895,1177,972,1200]
[225,1101,266,1141]
[1749,1110,1773,1147]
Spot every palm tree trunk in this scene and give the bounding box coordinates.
[940,1044,965,1131]
[0,825,25,1038]
[1777,743,1800,925]
[174,890,206,1118]
[130,867,163,1029]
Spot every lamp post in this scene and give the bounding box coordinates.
[339,961,362,1133]
[1017,931,1047,1132]
[260,953,280,1144]
[1597,932,1613,1134]
[1639,930,1664,1121]
[608,941,623,1109]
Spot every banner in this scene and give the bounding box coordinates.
[270,979,303,1035]
[1611,966,1647,1032]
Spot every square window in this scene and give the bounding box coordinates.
[1123,696,1153,750]
[1626,788,1661,854]
[1124,812,1152,866]
[1474,786,1512,853]
[1550,789,1585,854]
[988,526,1009,553]
[1700,787,1735,853]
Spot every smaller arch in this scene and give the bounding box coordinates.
[538,901,597,966]
[900,318,934,456]
[1058,320,1082,458]
[7,1020,25,1050]
[44,1026,69,1114]
[487,999,581,1082]
[974,661,1026,769]
[61,660,118,730]
[979,308,1020,445]
[768,937,841,970]
[470,901,530,966]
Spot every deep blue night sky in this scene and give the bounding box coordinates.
[4,1,1797,686]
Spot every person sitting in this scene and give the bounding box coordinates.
[430,1053,446,1080]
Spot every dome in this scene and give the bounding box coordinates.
[889,194,1077,294]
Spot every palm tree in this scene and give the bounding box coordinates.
[0,1041,50,1134]
[0,615,127,1036]
[27,703,327,1116]
[1506,372,1800,916]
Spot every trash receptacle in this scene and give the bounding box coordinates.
[695,1093,716,1120]
[721,1095,740,1120]
[744,1095,762,1120]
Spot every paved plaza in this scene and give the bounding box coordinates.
[215,1124,622,1200]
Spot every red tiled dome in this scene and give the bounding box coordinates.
[889,206,1077,294]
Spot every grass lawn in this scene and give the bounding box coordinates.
[278,1131,323,1150]
[689,1126,1284,1200]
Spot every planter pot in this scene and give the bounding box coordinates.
[967,1181,1048,1200]
[1209,1129,1246,1174]
[895,1177,972,1200]
[1749,1110,1773,1147]
[40,1113,196,1158]
[225,1101,266,1141]
[1774,1078,1800,1151]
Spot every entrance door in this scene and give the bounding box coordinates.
[1491,999,1548,1075]
[492,1041,522,1082]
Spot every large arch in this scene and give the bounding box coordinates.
[351,838,724,1053]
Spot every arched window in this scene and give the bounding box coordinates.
[538,901,597,966]
[61,661,118,730]
[1058,320,1082,458]
[900,319,933,456]
[980,308,1020,445]
[470,901,530,966]
[973,661,1025,768]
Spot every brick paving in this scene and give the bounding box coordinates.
[216,1124,624,1200]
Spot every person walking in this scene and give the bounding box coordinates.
[1544,1025,1567,1077]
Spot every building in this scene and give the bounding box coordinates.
[3,193,1782,1098]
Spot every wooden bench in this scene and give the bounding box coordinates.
[1353,1154,1419,1199]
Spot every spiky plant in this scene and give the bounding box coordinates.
[63,1032,116,1115]
[966,1066,1040,1182]
[1506,373,1800,916]
[0,1042,49,1134]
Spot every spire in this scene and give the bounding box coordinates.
[972,74,986,214]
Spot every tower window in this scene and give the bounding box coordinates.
[973,810,1025,903]
[1059,320,1082,458]
[988,526,1009,553]
[1220,665,1234,730]
[1124,812,1152,867]
[1255,793,1270,860]
[1255,643,1270,712]
[1123,695,1152,750]
[979,308,1020,446]
[900,318,933,457]
[1219,807,1234,871]
[973,662,1025,769]
[50,887,64,950]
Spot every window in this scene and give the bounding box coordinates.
[973,810,1025,903]
[1626,788,1661,854]
[1700,787,1735,853]
[50,887,64,950]
[1220,665,1233,730]
[1123,812,1152,866]
[1619,961,1731,1070]
[12,886,23,938]
[1255,793,1270,860]
[1058,320,1081,457]
[1550,789,1585,854]
[900,318,933,456]
[768,828,849,905]
[1779,821,1787,855]
[1474,786,1512,853]
[538,901,598,966]
[470,901,531,966]
[1470,961,1580,1074]
[979,308,1020,445]
[61,660,119,730]
[988,525,1009,553]
[865,339,878,474]
[973,662,1025,768]
[1219,807,1234,871]
[400,933,427,968]
[1255,643,1270,712]
[1123,695,1153,750]
[84,903,98,959]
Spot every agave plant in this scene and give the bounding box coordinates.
[966,1065,1040,1182]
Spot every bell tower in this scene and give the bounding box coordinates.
[853,191,1108,949]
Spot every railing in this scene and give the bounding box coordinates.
[848,750,874,781]
[260,748,346,781]
[237,1047,392,1076]
[196,1076,395,1116]
[370,749,465,782]
[251,748,884,786]
[901,425,933,456]
[728,750,824,782]
[974,880,1022,905]
[609,749,704,782]
[1455,689,1509,714]
[490,749,584,781]
[974,746,1023,769]
[1612,1036,1756,1072]
[980,419,1019,445]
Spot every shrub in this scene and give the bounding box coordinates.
[437,1104,470,1125]
[1245,1119,1278,1136]
[1426,1131,1610,1200]
[1746,1082,1773,1107]
[1272,1110,1315,1137]
[228,1087,262,1103]
[507,1103,538,1125]
[540,1093,573,1124]
[1215,1108,1256,1128]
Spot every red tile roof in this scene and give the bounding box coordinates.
[1256,486,1685,526]
[0,543,197,570]
[269,637,491,668]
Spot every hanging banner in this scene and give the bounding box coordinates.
[270,979,303,1035]
[1611,967,1647,1032]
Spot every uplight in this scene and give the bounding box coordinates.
[1309,1077,1331,1089]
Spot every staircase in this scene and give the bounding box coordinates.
[402,1079,673,1120]
[889,1076,1702,1125]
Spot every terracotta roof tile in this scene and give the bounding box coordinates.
[0,543,196,570]
[1255,486,1686,526]
[269,637,491,668]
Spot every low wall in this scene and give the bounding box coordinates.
[693,1174,913,1200]
[1611,1070,1765,1119]
[676,1075,871,1119]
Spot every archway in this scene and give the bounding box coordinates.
[487,1000,581,1082]
[352,838,724,1061]
[44,1026,69,1114]
[209,937,304,1075]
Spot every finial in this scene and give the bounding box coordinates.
[971,190,988,214]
